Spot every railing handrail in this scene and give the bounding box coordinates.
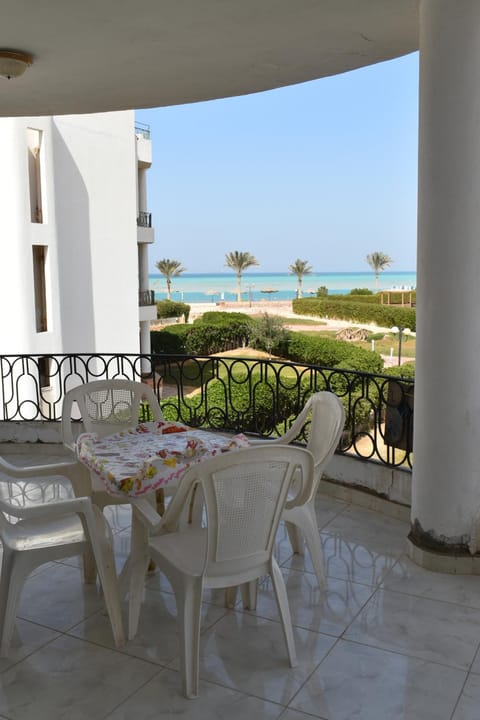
[0,352,413,470]
[134,121,151,139]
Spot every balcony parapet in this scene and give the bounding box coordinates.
[139,290,155,307]
[135,122,150,139]
[137,211,152,228]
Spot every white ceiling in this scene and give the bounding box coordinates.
[0,0,419,117]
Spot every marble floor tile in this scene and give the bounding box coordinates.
[17,562,105,632]
[321,505,409,557]
[0,634,159,720]
[280,709,323,720]
[284,532,400,587]
[0,619,60,673]
[169,610,336,704]
[381,555,480,608]
[70,588,227,665]
[314,494,349,530]
[344,589,480,670]
[290,639,467,720]
[107,667,285,719]
[254,568,374,637]
[451,673,480,720]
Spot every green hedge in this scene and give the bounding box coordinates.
[195,311,253,326]
[156,299,191,322]
[285,333,384,374]
[151,326,190,354]
[292,298,416,331]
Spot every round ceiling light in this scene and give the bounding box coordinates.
[0,50,33,80]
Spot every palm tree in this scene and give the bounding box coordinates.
[155,258,186,300]
[288,258,313,299]
[366,251,393,293]
[225,251,259,302]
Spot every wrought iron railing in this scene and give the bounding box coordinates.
[134,122,151,139]
[137,211,152,228]
[138,290,155,307]
[0,353,413,469]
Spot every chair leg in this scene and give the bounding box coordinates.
[224,586,237,608]
[82,545,97,584]
[285,520,304,555]
[270,558,297,668]
[302,505,327,591]
[240,580,258,610]
[128,509,151,640]
[0,550,32,655]
[175,575,203,699]
[90,508,126,648]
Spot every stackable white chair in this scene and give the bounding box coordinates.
[128,444,314,699]
[62,379,165,581]
[255,391,345,591]
[62,379,164,507]
[0,456,125,653]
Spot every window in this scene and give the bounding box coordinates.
[26,128,44,223]
[32,245,48,332]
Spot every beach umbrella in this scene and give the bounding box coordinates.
[205,288,220,302]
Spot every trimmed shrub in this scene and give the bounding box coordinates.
[156,299,191,322]
[195,311,252,326]
[350,288,373,295]
[292,298,416,330]
[285,333,384,374]
[151,326,190,354]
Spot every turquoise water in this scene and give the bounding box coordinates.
[149,271,417,304]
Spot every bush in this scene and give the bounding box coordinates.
[156,299,191,322]
[151,326,190,354]
[195,311,252,326]
[292,298,416,331]
[316,286,328,297]
[285,333,384,374]
[350,288,373,295]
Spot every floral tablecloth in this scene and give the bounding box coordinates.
[76,420,250,498]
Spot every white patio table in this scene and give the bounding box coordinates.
[76,419,250,634]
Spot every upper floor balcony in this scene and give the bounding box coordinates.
[137,211,154,244]
[135,122,152,166]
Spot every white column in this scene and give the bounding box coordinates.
[412,0,480,553]
[139,320,151,376]
[138,169,147,212]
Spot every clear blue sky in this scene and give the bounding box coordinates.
[136,52,419,275]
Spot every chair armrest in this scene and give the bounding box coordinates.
[0,495,93,520]
[0,456,79,479]
[130,497,164,530]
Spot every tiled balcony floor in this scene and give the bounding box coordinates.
[2,483,480,719]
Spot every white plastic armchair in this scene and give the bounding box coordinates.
[62,379,164,507]
[0,458,125,654]
[128,444,314,699]
[255,391,345,590]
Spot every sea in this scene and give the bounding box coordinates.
[149,271,417,304]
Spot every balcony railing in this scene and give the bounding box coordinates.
[134,121,151,139]
[0,353,413,470]
[139,290,155,307]
[137,211,152,228]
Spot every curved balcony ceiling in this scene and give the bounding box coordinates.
[0,0,418,117]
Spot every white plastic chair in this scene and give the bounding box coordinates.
[127,444,314,698]
[62,379,166,583]
[0,456,125,653]
[255,391,345,591]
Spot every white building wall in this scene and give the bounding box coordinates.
[0,111,140,356]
